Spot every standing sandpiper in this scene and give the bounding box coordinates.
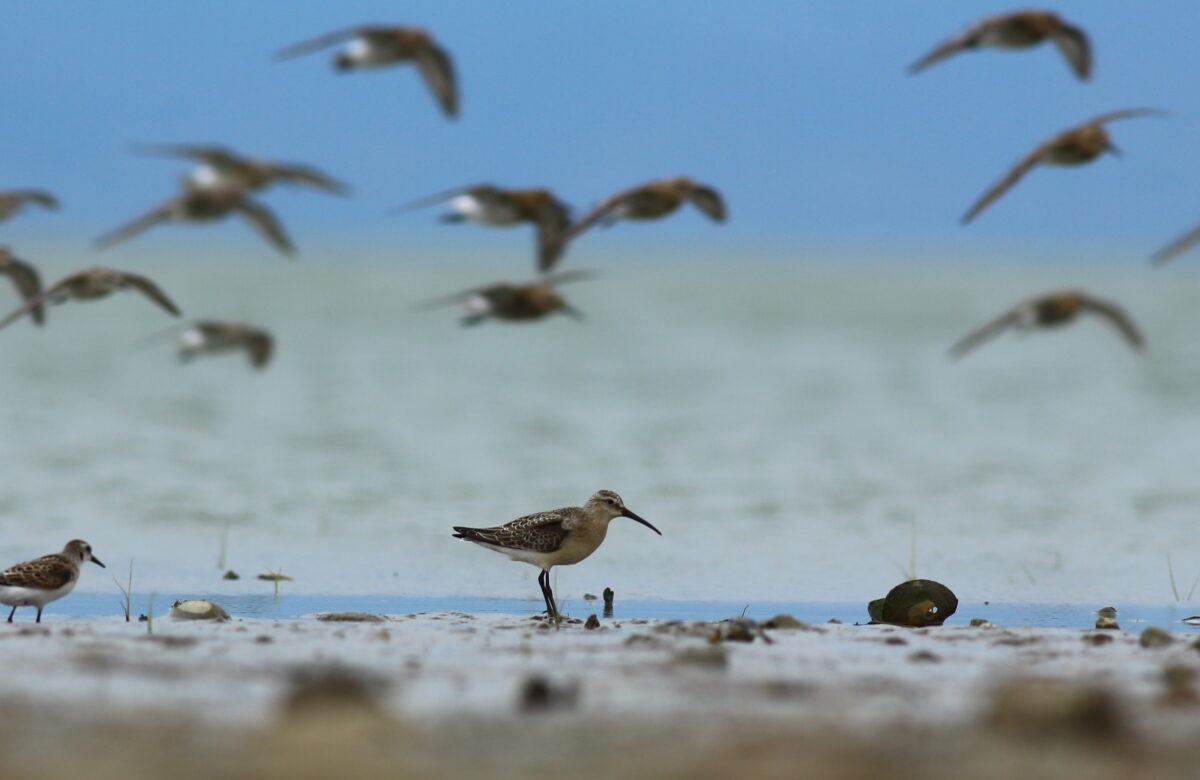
[452,490,660,618]
[0,540,105,623]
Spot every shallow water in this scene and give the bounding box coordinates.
[2,252,1199,606]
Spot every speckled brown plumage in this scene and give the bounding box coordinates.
[910,10,1091,80]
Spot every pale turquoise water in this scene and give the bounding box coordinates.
[2,249,1199,606]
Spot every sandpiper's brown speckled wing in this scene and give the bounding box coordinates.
[685,184,727,222]
[414,41,457,118]
[908,15,1001,74]
[119,272,183,317]
[1051,22,1091,80]
[1150,220,1200,266]
[540,187,646,271]
[960,138,1058,225]
[232,198,296,257]
[947,304,1025,360]
[0,252,45,326]
[0,554,76,590]
[132,143,242,166]
[0,272,80,332]
[1080,295,1145,351]
[268,163,349,195]
[12,190,59,210]
[454,510,571,553]
[94,196,178,250]
[274,26,368,61]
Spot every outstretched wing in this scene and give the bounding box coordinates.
[120,273,182,317]
[540,187,643,272]
[414,41,458,118]
[412,282,510,312]
[245,331,274,368]
[1051,23,1091,80]
[15,190,59,210]
[391,183,495,214]
[94,198,176,250]
[0,255,44,326]
[960,139,1056,224]
[1150,219,1200,267]
[270,163,349,195]
[947,306,1023,360]
[908,16,993,73]
[686,184,727,222]
[131,143,241,166]
[232,199,296,258]
[274,26,364,61]
[1081,296,1145,351]
[1082,108,1167,128]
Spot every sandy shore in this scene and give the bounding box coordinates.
[3,610,1200,778]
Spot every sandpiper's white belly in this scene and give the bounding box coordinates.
[465,294,495,316]
[470,540,552,568]
[451,195,522,226]
[188,165,234,190]
[0,581,75,609]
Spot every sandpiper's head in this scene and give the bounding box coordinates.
[63,539,105,568]
[586,490,662,535]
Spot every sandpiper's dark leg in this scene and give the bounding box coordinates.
[35,607,42,624]
[539,570,559,619]
[6,605,14,623]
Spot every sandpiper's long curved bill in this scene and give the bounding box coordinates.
[622,508,661,535]
[91,556,106,568]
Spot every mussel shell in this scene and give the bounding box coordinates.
[873,579,958,627]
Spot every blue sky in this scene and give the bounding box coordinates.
[2,1,1198,264]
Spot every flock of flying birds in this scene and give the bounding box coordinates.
[0,9,1196,620]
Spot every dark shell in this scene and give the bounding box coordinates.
[870,579,958,627]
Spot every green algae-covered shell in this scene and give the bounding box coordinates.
[873,579,958,627]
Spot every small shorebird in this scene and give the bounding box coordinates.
[0,189,58,224]
[133,143,348,196]
[395,184,571,272]
[0,540,104,623]
[948,289,1145,359]
[1149,217,1200,267]
[543,176,726,271]
[420,270,590,325]
[452,490,660,618]
[275,25,457,118]
[177,320,274,369]
[0,247,44,326]
[960,109,1165,224]
[0,266,181,332]
[909,10,1091,80]
[96,186,296,257]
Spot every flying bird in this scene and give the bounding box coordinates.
[453,490,660,619]
[0,247,44,326]
[132,143,348,196]
[0,189,58,224]
[420,270,591,325]
[275,25,457,117]
[1149,217,1200,267]
[543,176,726,271]
[95,186,296,258]
[948,289,1144,359]
[960,109,1164,225]
[395,184,571,272]
[909,10,1091,80]
[0,266,181,332]
[177,320,274,369]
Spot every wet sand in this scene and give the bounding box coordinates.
[3,610,1200,778]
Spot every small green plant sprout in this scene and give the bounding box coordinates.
[258,567,293,596]
[146,593,155,636]
[113,560,134,622]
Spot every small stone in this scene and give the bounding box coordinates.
[1095,617,1119,630]
[518,675,578,713]
[583,593,598,601]
[987,678,1124,740]
[909,650,940,663]
[315,612,387,623]
[584,614,600,630]
[884,636,908,646]
[170,599,230,621]
[258,572,294,582]
[969,618,995,628]
[827,618,843,624]
[1140,626,1175,649]
[222,570,240,580]
[1083,633,1114,646]
[762,614,806,630]
[1094,606,1118,617]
